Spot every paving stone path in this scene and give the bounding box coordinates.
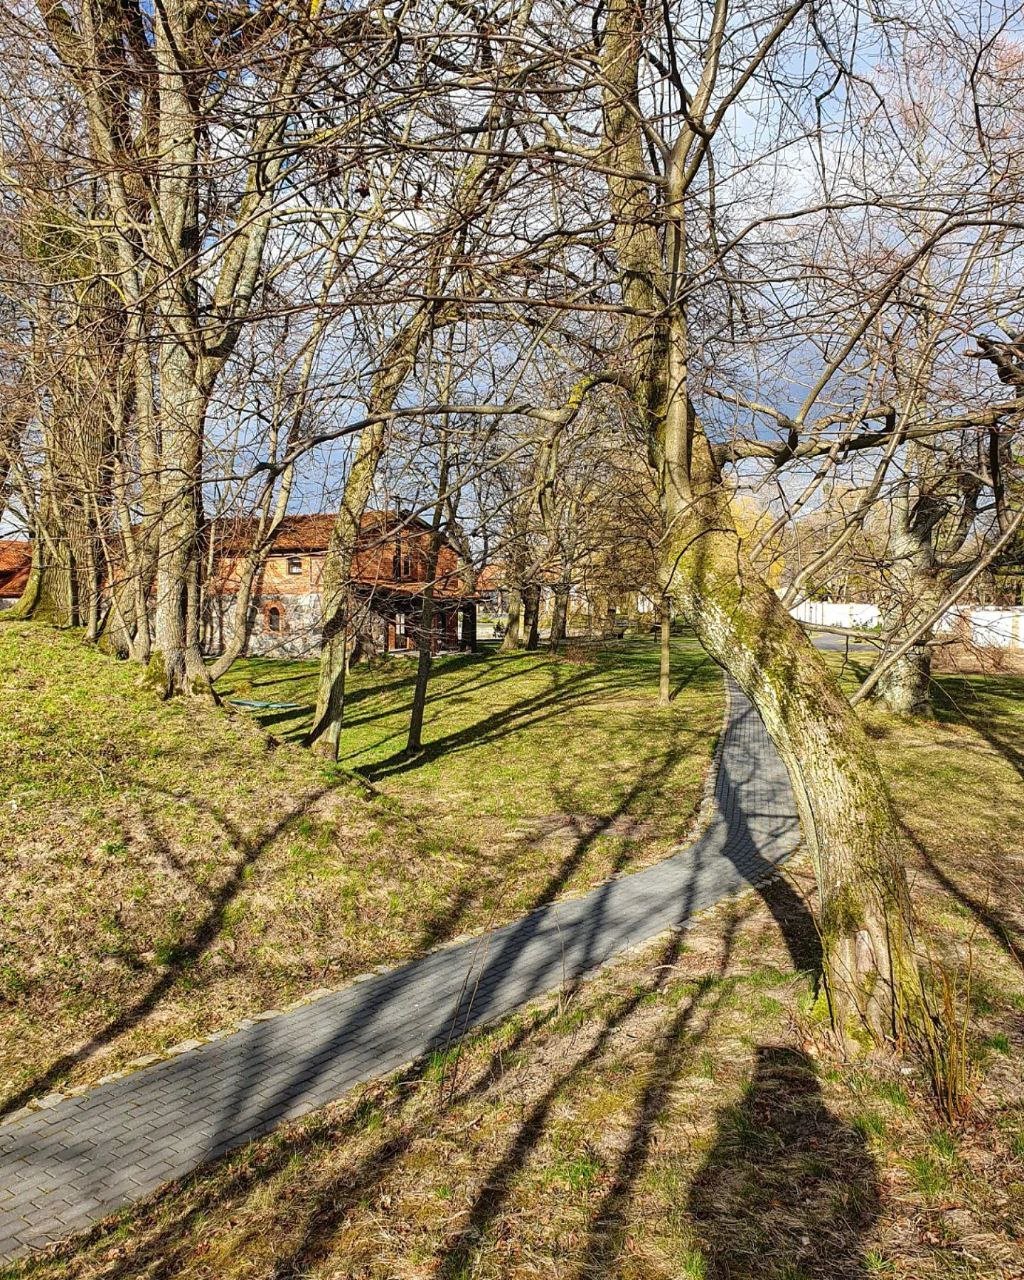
[0,681,800,1262]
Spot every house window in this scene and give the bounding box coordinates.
[267,606,282,633]
[395,611,406,639]
[392,540,413,579]
[286,556,303,575]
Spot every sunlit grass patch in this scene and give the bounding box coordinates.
[4,632,1024,1280]
[0,626,720,1109]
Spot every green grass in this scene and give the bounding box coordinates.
[0,625,720,1109]
[217,639,719,836]
[4,627,1024,1280]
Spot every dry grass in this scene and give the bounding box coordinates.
[0,626,720,1114]
[932,642,1024,678]
[3,649,1023,1278]
[3,630,1023,1279]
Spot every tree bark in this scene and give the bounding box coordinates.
[309,312,439,757]
[462,602,477,651]
[871,516,941,716]
[501,584,525,651]
[549,583,569,648]
[599,0,924,1042]
[873,629,935,717]
[523,582,541,650]
[406,439,451,755]
[659,597,671,705]
[663,434,921,1040]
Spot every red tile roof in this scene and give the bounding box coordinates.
[211,512,472,600]
[0,540,30,599]
[211,511,433,555]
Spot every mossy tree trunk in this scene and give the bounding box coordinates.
[600,0,924,1043]
[663,436,921,1039]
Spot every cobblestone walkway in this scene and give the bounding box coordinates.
[0,681,800,1261]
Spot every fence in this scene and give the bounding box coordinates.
[789,600,1024,650]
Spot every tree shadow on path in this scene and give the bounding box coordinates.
[688,1045,881,1279]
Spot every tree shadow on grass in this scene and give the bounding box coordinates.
[933,674,1024,783]
[44,753,714,1278]
[687,1046,881,1279]
[5,655,825,1278]
[899,819,1023,973]
[0,781,344,1120]
[430,911,744,1280]
[908,679,1024,969]
[670,651,710,700]
[354,661,653,783]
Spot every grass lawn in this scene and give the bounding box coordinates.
[0,625,721,1115]
[3,638,1023,1279]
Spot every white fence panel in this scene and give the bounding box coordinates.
[790,600,1024,649]
[969,608,1024,649]
[789,600,881,630]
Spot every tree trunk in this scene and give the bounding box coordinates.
[151,451,211,698]
[873,634,934,717]
[2,540,44,622]
[407,442,450,755]
[460,601,477,651]
[501,585,525,651]
[523,583,540,650]
[6,505,76,627]
[310,311,441,757]
[597,0,924,1043]
[663,438,921,1041]
[658,597,670,705]
[309,413,388,756]
[872,531,941,717]
[549,583,569,648]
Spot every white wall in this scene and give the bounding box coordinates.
[789,600,1024,649]
[789,600,881,630]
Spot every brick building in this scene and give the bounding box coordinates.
[0,517,476,658]
[0,540,31,611]
[207,511,476,659]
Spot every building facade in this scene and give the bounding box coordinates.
[0,540,30,611]
[0,517,476,659]
[207,512,476,659]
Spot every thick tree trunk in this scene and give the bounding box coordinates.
[2,540,44,622]
[873,634,934,717]
[6,515,76,627]
[658,598,670,705]
[151,470,210,697]
[501,585,525,650]
[597,0,924,1043]
[663,442,921,1041]
[872,541,941,717]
